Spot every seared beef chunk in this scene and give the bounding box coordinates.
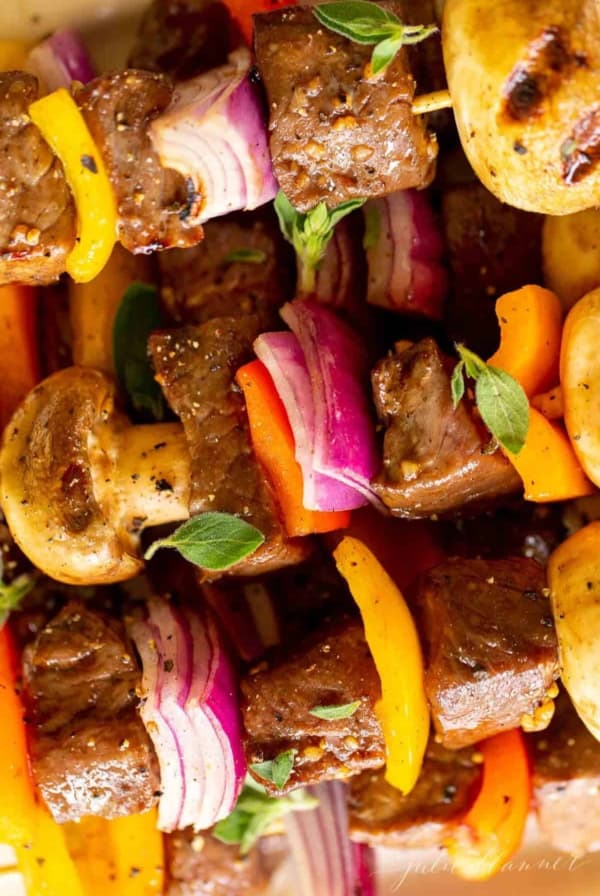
[532,693,600,856]
[129,0,231,80]
[349,739,481,848]
[254,4,437,211]
[23,601,159,822]
[150,319,309,576]
[442,182,543,357]
[0,72,76,285]
[166,829,269,895]
[242,616,384,794]
[371,339,521,517]
[76,71,203,253]
[159,210,294,327]
[416,557,559,749]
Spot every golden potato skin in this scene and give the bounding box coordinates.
[543,208,600,310]
[548,522,600,742]
[443,0,600,215]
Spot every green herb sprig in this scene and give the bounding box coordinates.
[314,0,437,76]
[309,700,361,720]
[274,191,364,295]
[113,283,166,422]
[144,512,265,571]
[213,776,317,854]
[451,344,530,454]
[251,748,298,791]
[0,560,36,628]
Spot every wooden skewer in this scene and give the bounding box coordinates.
[412,89,453,115]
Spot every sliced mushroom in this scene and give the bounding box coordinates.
[0,367,190,584]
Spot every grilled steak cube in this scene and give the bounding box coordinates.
[76,71,203,253]
[253,4,437,211]
[532,693,600,856]
[159,209,294,328]
[349,739,481,848]
[242,616,384,794]
[416,557,559,749]
[149,319,309,577]
[371,339,521,517]
[166,828,269,895]
[23,601,159,822]
[129,0,231,80]
[0,72,76,286]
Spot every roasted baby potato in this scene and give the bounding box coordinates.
[548,522,600,742]
[443,0,600,215]
[561,287,600,487]
[543,209,600,311]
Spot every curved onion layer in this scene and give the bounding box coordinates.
[307,217,358,310]
[364,190,447,320]
[130,598,245,832]
[150,48,277,224]
[254,330,360,511]
[25,30,95,92]
[280,299,379,508]
[285,782,376,896]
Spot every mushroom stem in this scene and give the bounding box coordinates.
[96,422,191,537]
[412,89,453,115]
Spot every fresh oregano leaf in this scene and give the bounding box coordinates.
[251,748,298,790]
[0,556,36,628]
[274,191,364,294]
[224,248,267,265]
[313,0,437,75]
[144,512,265,571]
[452,344,529,454]
[309,700,361,720]
[113,283,165,422]
[450,359,465,410]
[475,367,530,455]
[214,777,317,854]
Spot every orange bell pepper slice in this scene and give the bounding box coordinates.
[333,535,429,794]
[227,0,298,45]
[504,406,593,502]
[0,627,85,895]
[446,729,530,881]
[0,285,40,432]
[237,360,350,536]
[531,385,563,421]
[65,811,164,895]
[488,285,563,398]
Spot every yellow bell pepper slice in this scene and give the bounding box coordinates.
[65,811,164,895]
[0,40,30,71]
[333,535,429,793]
[28,88,117,283]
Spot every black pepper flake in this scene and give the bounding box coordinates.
[81,154,98,174]
[513,141,527,155]
[442,784,457,804]
[164,659,174,673]
[155,478,173,492]
[129,867,141,878]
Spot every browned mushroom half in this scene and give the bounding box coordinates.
[0,366,190,584]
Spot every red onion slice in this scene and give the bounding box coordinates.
[254,331,359,511]
[25,30,95,92]
[150,48,277,225]
[364,190,447,320]
[130,598,246,833]
[285,782,377,895]
[281,299,379,507]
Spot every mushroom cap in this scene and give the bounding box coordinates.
[0,367,143,584]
